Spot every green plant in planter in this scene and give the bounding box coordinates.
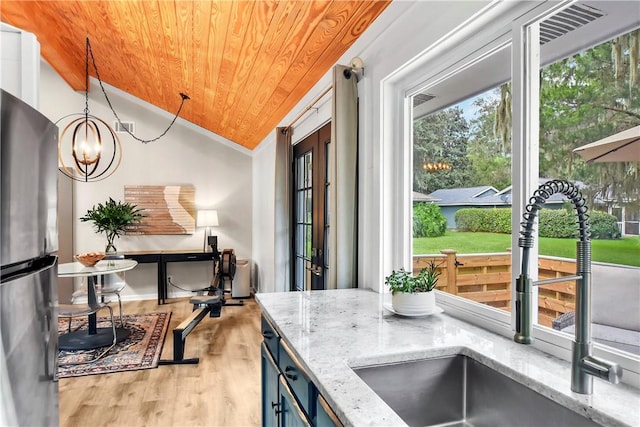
[80,197,144,253]
[385,260,441,293]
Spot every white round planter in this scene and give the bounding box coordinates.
[391,291,436,316]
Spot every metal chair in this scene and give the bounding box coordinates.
[58,277,117,364]
[97,254,128,326]
[72,254,128,326]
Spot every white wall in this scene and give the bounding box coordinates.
[1,23,40,108]
[251,1,490,293]
[39,62,253,301]
[251,137,275,293]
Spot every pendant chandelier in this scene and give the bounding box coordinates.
[422,161,452,173]
[57,37,189,182]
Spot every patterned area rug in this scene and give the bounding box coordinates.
[57,312,171,378]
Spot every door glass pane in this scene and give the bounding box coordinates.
[296,224,304,256]
[305,224,312,258]
[297,192,305,223]
[305,189,312,223]
[305,152,312,187]
[296,257,304,291]
[297,156,305,189]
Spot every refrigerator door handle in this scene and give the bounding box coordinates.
[42,297,57,382]
[0,255,57,284]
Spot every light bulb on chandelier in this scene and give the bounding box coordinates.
[72,119,101,164]
[422,161,452,173]
[58,112,122,182]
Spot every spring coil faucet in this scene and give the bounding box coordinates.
[514,179,622,394]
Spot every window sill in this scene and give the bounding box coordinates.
[436,290,640,388]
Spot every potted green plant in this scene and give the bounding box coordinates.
[80,197,144,253]
[385,259,441,315]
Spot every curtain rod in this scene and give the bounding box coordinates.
[286,85,332,129]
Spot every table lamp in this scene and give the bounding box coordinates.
[196,210,219,252]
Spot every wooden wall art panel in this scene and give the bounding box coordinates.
[125,185,195,235]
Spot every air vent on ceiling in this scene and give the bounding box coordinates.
[113,121,135,134]
[540,4,605,45]
[413,93,436,107]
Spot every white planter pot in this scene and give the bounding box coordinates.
[392,291,436,316]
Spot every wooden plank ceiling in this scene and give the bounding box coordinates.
[0,1,390,150]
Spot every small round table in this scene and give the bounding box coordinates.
[58,259,138,350]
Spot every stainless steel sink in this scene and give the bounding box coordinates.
[353,354,601,427]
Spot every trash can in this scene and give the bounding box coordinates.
[232,258,251,298]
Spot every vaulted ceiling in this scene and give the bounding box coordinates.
[0,1,390,150]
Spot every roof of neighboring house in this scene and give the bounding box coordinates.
[412,191,438,202]
[427,186,499,206]
[495,179,573,205]
[428,179,573,207]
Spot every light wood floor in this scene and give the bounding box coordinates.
[59,297,263,427]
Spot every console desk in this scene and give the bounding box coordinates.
[122,250,214,304]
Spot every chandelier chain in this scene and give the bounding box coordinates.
[85,37,189,144]
[84,37,90,117]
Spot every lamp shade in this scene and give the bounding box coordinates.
[197,210,219,227]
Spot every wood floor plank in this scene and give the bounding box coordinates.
[58,297,262,426]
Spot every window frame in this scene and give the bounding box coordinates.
[382,0,640,387]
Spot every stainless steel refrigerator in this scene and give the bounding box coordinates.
[1,89,59,426]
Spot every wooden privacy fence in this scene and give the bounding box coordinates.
[413,250,577,327]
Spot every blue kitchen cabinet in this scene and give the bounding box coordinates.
[315,394,342,427]
[279,375,311,427]
[261,315,340,427]
[262,343,280,427]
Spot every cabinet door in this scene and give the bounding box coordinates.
[278,340,314,416]
[261,316,279,362]
[279,376,311,427]
[261,343,280,427]
[315,394,342,427]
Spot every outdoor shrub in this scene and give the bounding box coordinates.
[454,207,621,240]
[589,210,621,239]
[455,208,511,233]
[413,203,447,237]
[455,209,481,232]
[538,209,576,238]
[538,209,620,239]
[485,208,511,233]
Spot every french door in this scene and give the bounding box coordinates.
[292,123,330,291]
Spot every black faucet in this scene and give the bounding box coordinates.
[514,179,622,394]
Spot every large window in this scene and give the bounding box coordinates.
[412,83,514,312]
[534,16,639,355]
[405,1,639,372]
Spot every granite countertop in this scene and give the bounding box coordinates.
[256,288,640,427]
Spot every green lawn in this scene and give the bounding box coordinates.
[414,231,640,267]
